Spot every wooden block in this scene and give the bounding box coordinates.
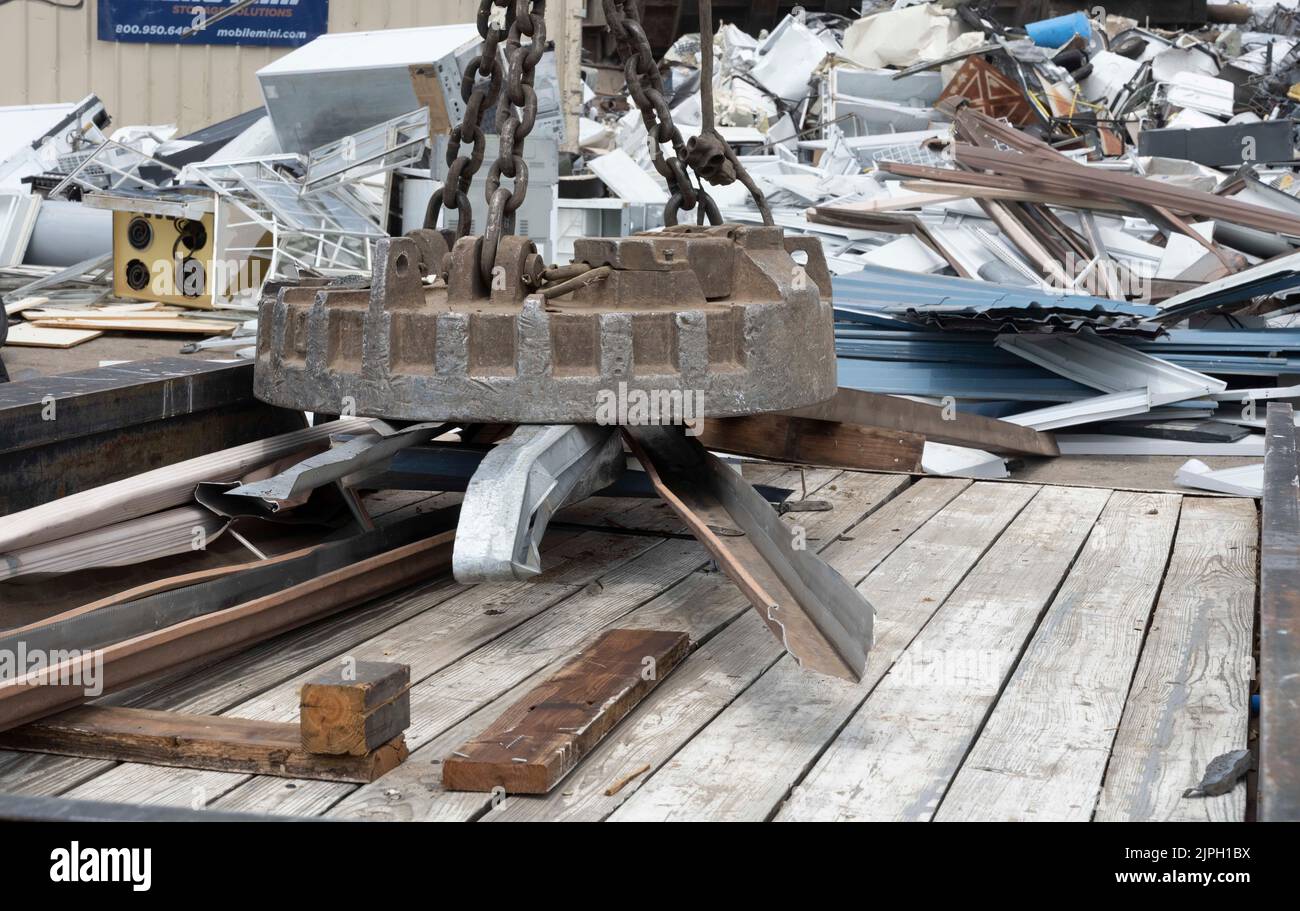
[3,324,102,348]
[0,706,408,783]
[443,628,690,794]
[300,661,411,756]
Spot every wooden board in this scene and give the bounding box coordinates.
[0,706,407,783]
[778,485,1111,821]
[3,296,49,317]
[1094,497,1257,822]
[696,413,924,472]
[29,317,234,336]
[609,481,1038,822]
[442,628,690,794]
[3,323,102,348]
[784,386,1059,457]
[1259,403,1300,821]
[934,492,1181,821]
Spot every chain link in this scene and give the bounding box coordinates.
[482,0,546,283]
[604,0,720,227]
[424,1,512,242]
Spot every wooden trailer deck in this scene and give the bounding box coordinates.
[0,465,1260,821]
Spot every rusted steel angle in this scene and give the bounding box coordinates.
[956,145,1300,237]
[1260,402,1300,821]
[623,426,873,682]
[0,526,456,732]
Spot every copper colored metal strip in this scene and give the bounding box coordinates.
[0,532,455,732]
[623,426,872,682]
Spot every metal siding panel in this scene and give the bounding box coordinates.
[0,1,568,133]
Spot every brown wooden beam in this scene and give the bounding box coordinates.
[784,386,1059,458]
[696,412,924,472]
[0,706,408,783]
[443,629,690,794]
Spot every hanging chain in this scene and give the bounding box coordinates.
[481,0,546,284]
[424,0,511,241]
[604,0,720,227]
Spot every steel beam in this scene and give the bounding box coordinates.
[453,424,625,582]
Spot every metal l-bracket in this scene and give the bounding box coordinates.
[225,421,449,507]
[624,425,873,682]
[453,424,625,583]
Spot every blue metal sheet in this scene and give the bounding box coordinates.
[837,357,1095,402]
[832,264,1162,318]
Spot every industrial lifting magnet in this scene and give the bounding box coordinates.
[252,0,874,682]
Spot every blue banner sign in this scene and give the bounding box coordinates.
[99,0,329,48]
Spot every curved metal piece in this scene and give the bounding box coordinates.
[453,423,625,583]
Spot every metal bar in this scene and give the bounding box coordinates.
[226,422,450,506]
[783,386,1060,457]
[623,425,873,682]
[0,519,458,733]
[0,507,458,658]
[351,440,795,502]
[1261,402,1300,821]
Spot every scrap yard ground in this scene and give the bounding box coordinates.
[0,458,1257,822]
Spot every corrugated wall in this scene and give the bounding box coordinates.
[0,1,573,133]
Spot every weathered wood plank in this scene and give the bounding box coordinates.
[778,485,1110,821]
[934,491,1182,822]
[608,481,1039,822]
[696,413,924,472]
[443,629,690,793]
[785,386,1059,457]
[328,473,921,821]
[0,706,408,783]
[1095,497,1257,822]
[1260,402,1300,821]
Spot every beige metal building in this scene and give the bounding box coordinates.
[0,0,578,135]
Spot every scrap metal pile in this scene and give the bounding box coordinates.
[575,1,1300,491]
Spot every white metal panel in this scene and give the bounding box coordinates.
[0,1,566,134]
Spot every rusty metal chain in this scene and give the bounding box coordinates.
[604,0,720,227]
[481,0,546,284]
[424,0,511,241]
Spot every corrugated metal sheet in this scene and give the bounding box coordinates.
[0,1,574,134]
[833,264,1162,318]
